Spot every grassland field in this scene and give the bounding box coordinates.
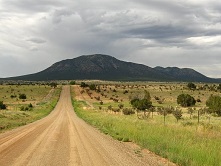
[1,81,221,165]
[0,84,61,132]
[71,82,221,166]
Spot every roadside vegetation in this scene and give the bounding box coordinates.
[0,83,61,132]
[71,82,221,166]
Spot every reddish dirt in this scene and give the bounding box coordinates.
[0,86,175,166]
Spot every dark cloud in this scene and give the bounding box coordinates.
[0,0,221,78]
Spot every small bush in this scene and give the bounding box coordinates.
[173,108,183,122]
[196,99,201,102]
[206,95,221,116]
[122,108,135,115]
[177,94,196,107]
[123,90,129,94]
[0,101,6,110]
[154,96,160,100]
[20,105,32,111]
[70,81,76,85]
[187,82,196,90]
[95,96,100,101]
[112,108,120,113]
[89,84,96,90]
[49,82,57,88]
[10,95,17,98]
[80,82,88,88]
[28,103,33,108]
[118,103,124,109]
[19,94,27,99]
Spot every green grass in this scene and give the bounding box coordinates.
[84,83,219,113]
[73,99,221,166]
[0,85,52,104]
[0,86,61,132]
[72,83,221,165]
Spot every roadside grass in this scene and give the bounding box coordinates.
[73,100,221,166]
[0,86,61,132]
[72,84,221,166]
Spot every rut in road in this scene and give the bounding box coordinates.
[0,86,173,166]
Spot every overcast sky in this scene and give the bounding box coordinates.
[1,0,221,78]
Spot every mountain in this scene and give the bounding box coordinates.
[2,54,219,82]
[154,66,214,82]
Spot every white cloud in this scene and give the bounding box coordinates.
[187,36,221,47]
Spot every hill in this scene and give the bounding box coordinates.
[2,54,219,82]
[154,66,213,82]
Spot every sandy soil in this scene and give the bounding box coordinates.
[0,86,175,166]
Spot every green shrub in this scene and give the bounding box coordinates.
[177,94,196,107]
[187,82,196,90]
[130,90,152,114]
[89,84,96,90]
[118,103,124,109]
[206,95,221,116]
[0,101,6,109]
[80,82,88,88]
[10,95,17,98]
[49,82,57,88]
[122,108,135,115]
[70,81,76,85]
[20,105,32,111]
[112,108,120,113]
[28,103,33,108]
[19,94,27,99]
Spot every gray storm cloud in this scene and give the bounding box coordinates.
[0,0,221,78]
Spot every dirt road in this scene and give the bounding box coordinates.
[0,86,173,166]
